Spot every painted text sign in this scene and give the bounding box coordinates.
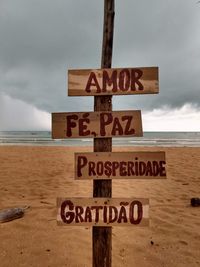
[68,67,158,96]
[52,110,143,139]
[75,152,166,180]
[57,198,149,227]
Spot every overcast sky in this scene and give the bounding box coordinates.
[0,0,200,131]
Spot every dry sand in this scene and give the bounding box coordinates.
[0,146,200,267]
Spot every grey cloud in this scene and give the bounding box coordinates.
[0,93,50,130]
[0,0,103,67]
[0,0,200,114]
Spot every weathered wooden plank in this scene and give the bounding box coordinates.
[52,110,143,139]
[68,67,159,96]
[57,198,149,227]
[75,152,166,180]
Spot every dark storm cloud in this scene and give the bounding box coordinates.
[0,0,103,68]
[0,0,199,114]
[0,0,103,112]
[112,0,200,110]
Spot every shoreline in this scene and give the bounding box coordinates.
[1,132,200,148]
[1,143,200,147]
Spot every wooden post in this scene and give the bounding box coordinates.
[93,1,115,267]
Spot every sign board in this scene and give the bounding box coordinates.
[68,67,158,96]
[52,110,143,139]
[75,152,166,180]
[57,198,149,227]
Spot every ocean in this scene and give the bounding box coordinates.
[0,131,200,147]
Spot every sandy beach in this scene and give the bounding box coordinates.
[0,146,200,267]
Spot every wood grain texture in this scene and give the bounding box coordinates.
[75,151,166,180]
[93,1,114,266]
[57,198,149,227]
[68,67,159,96]
[52,110,143,139]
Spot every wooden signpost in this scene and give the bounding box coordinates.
[57,198,149,227]
[52,1,167,266]
[68,67,159,96]
[52,110,142,139]
[75,152,166,180]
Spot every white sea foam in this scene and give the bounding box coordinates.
[0,131,200,147]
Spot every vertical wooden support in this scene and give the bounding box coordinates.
[93,1,115,267]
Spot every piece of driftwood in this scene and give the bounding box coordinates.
[0,206,30,223]
[191,198,200,207]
